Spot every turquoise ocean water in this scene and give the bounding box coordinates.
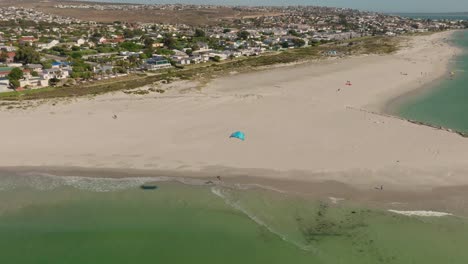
[393,13,468,20]
[397,30,468,132]
[3,172,468,263]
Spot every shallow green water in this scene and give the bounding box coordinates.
[2,174,468,263]
[398,30,468,132]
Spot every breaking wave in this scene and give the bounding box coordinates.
[0,170,314,252]
[0,172,210,192]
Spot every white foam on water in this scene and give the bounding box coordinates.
[232,183,286,193]
[388,210,453,217]
[0,171,292,194]
[0,172,210,192]
[210,186,315,252]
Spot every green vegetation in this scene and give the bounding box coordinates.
[119,41,144,52]
[194,29,206,38]
[0,52,8,63]
[237,30,250,40]
[7,68,23,89]
[15,45,41,64]
[0,36,399,101]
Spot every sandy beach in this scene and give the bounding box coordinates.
[1,31,466,191]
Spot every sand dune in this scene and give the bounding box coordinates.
[1,31,466,190]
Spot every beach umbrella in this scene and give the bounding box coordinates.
[230,131,245,141]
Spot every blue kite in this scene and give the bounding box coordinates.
[230,131,245,141]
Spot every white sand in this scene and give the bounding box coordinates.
[1,31,466,190]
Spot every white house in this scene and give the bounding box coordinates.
[20,76,48,89]
[76,38,86,46]
[37,40,59,50]
[41,68,69,80]
[93,65,114,74]
[0,78,10,93]
[0,45,16,52]
[25,64,43,73]
[208,52,228,60]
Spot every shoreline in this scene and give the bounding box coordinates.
[381,29,465,116]
[4,165,468,216]
[2,31,468,193]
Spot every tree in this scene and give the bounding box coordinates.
[123,29,144,39]
[119,41,143,52]
[462,21,468,28]
[49,77,60,86]
[189,43,200,51]
[237,30,250,40]
[31,71,39,77]
[15,46,41,64]
[288,29,300,37]
[211,55,221,62]
[90,32,102,44]
[338,14,349,27]
[123,29,134,39]
[9,79,20,89]
[7,67,24,81]
[70,51,82,59]
[41,61,53,69]
[223,28,231,33]
[163,36,177,49]
[156,48,175,56]
[0,52,8,63]
[143,37,154,49]
[292,38,306,48]
[194,28,206,38]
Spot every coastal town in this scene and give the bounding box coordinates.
[4,0,468,262]
[0,4,467,93]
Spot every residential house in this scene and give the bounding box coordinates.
[76,38,86,46]
[143,55,172,71]
[208,52,228,61]
[0,45,17,52]
[98,37,107,44]
[99,35,125,45]
[25,64,43,73]
[152,42,164,48]
[0,67,14,78]
[19,75,48,89]
[0,51,15,63]
[18,36,38,45]
[0,78,9,92]
[42,68,70,80]
[51,61,70,68]
[93,64,114,74]
[188,54,210,64]
[171,50,190,65]
[37,40,59,50]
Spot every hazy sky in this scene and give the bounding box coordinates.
[87,0,468,13]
